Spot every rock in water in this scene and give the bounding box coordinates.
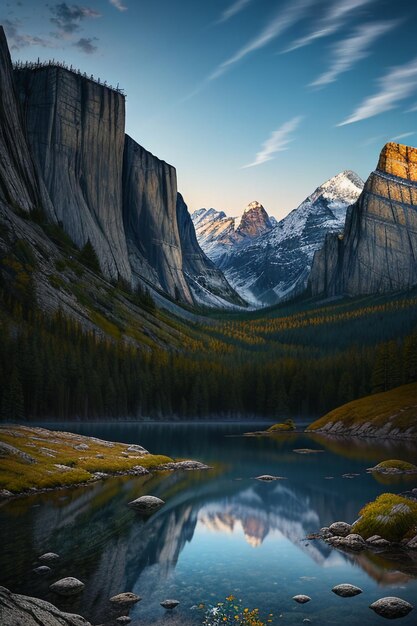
[407,535,417,549]
[332,584,363,598]
[128,495,165,514]
[116,618,131,624]
[293,595,311,604]
[367,535,391,548]
[49,578,85,596]
[370,597,413,619]
[255,475,280,481]
[33,566,51,575]
[160,599,180,610]
[329,522,352,537]
[39,552,60,562]
[109,592,141,607]
[0,586,91,626]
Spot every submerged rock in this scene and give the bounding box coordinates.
[109,592,141,607]
[128,495,165,514]
[49,578,85,596]
[155,461,211,471]
[160,599,180,610]
[329,522,352,537]
[293,595,311,604]
[332,584,363,598]
[370,597,413,619]
[255,475,286,481]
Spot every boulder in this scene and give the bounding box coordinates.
[329,522,352,537]
[39,552,60,562]
[0,585,91,626]
[128,495,165,514]
[255,475,284,481]
[116,618,131,624]
[49,578,85,596]
[332,584,363,598]
[293,595,311,604]
[33,566,51,575]
[127,445,149,455]
[367,535,391,548]
[370,597,413,619]
[160,599,180,610]
[109,592,141,607]
[407,535,417,549]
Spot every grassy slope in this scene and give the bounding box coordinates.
[0,425,172,494]
[308,383,417,436]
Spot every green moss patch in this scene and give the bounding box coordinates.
[0,425,173,495]
[353,493,417,542]
[370,460,417,472]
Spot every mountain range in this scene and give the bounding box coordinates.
[193,171,364,306]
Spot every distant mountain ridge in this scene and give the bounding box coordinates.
[193,171,364,306]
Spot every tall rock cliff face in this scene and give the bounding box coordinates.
[176,193,246,307]
[122,136,191,301]
[15,66,132,283]
[0,27,52,217]
[310,143,417,297]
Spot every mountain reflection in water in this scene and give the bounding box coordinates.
[1,423,417,626]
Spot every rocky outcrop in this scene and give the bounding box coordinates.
[15,65,132,283]
[0,27,53,217]
[177,193,246,307]
[310,143,417,297]
[123,136,191,301]
[0,586,91,626]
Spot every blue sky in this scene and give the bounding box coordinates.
[2,0,417,219]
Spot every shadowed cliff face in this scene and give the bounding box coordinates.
[15,65,132,283]
[0,27,53,218]
[310,142,417,297]
[123,136,192,302]
[177,193,246,307]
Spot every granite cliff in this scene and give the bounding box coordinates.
[310,143,417,297]
[0,25,240,308]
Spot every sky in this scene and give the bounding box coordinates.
[1,0,417,220]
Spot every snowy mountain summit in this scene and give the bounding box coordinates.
[192,200,275,264]
[193,171,364,307]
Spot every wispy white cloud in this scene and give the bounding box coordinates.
[217,0,252,24]
[310,20,397,88]
[285,0,375,53]
[406,102,417,113]
[391,131,415,141]
[242,116,303,168]
[210,0,313,81]
[109,0,127,11]
[338,56,417,126]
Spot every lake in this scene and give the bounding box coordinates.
[1,422,417,625]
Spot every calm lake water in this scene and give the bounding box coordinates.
[1,422,417,625]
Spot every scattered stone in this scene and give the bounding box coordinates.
[293,595,311,604]
[367,535,391,548]
[39,552,60,562]
[155,460,212,471]
[255,475,286,481]
[116,618,132,625]
[131,466,149,476]
[109,592,141,607]
[0,489,13,498]
[49,577,85,596]
[74,443,89,451]
[93,472,108,479]
[328,534,366,551]
[329,522,352,537]
[293,449,323,455]
[33,566,51,575]
[127,444,149,455]
[128,495,165,514]
[332,584,363,598]
[406,535,417,549]
[96,454,104,459]
[370,597,413,619]
[0,442,36,464]
[160,599,180,610]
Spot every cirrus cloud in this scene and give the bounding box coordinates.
[242,116,303,168]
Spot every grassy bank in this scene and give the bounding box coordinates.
[307,383,417,438]
[0,424,172,495]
